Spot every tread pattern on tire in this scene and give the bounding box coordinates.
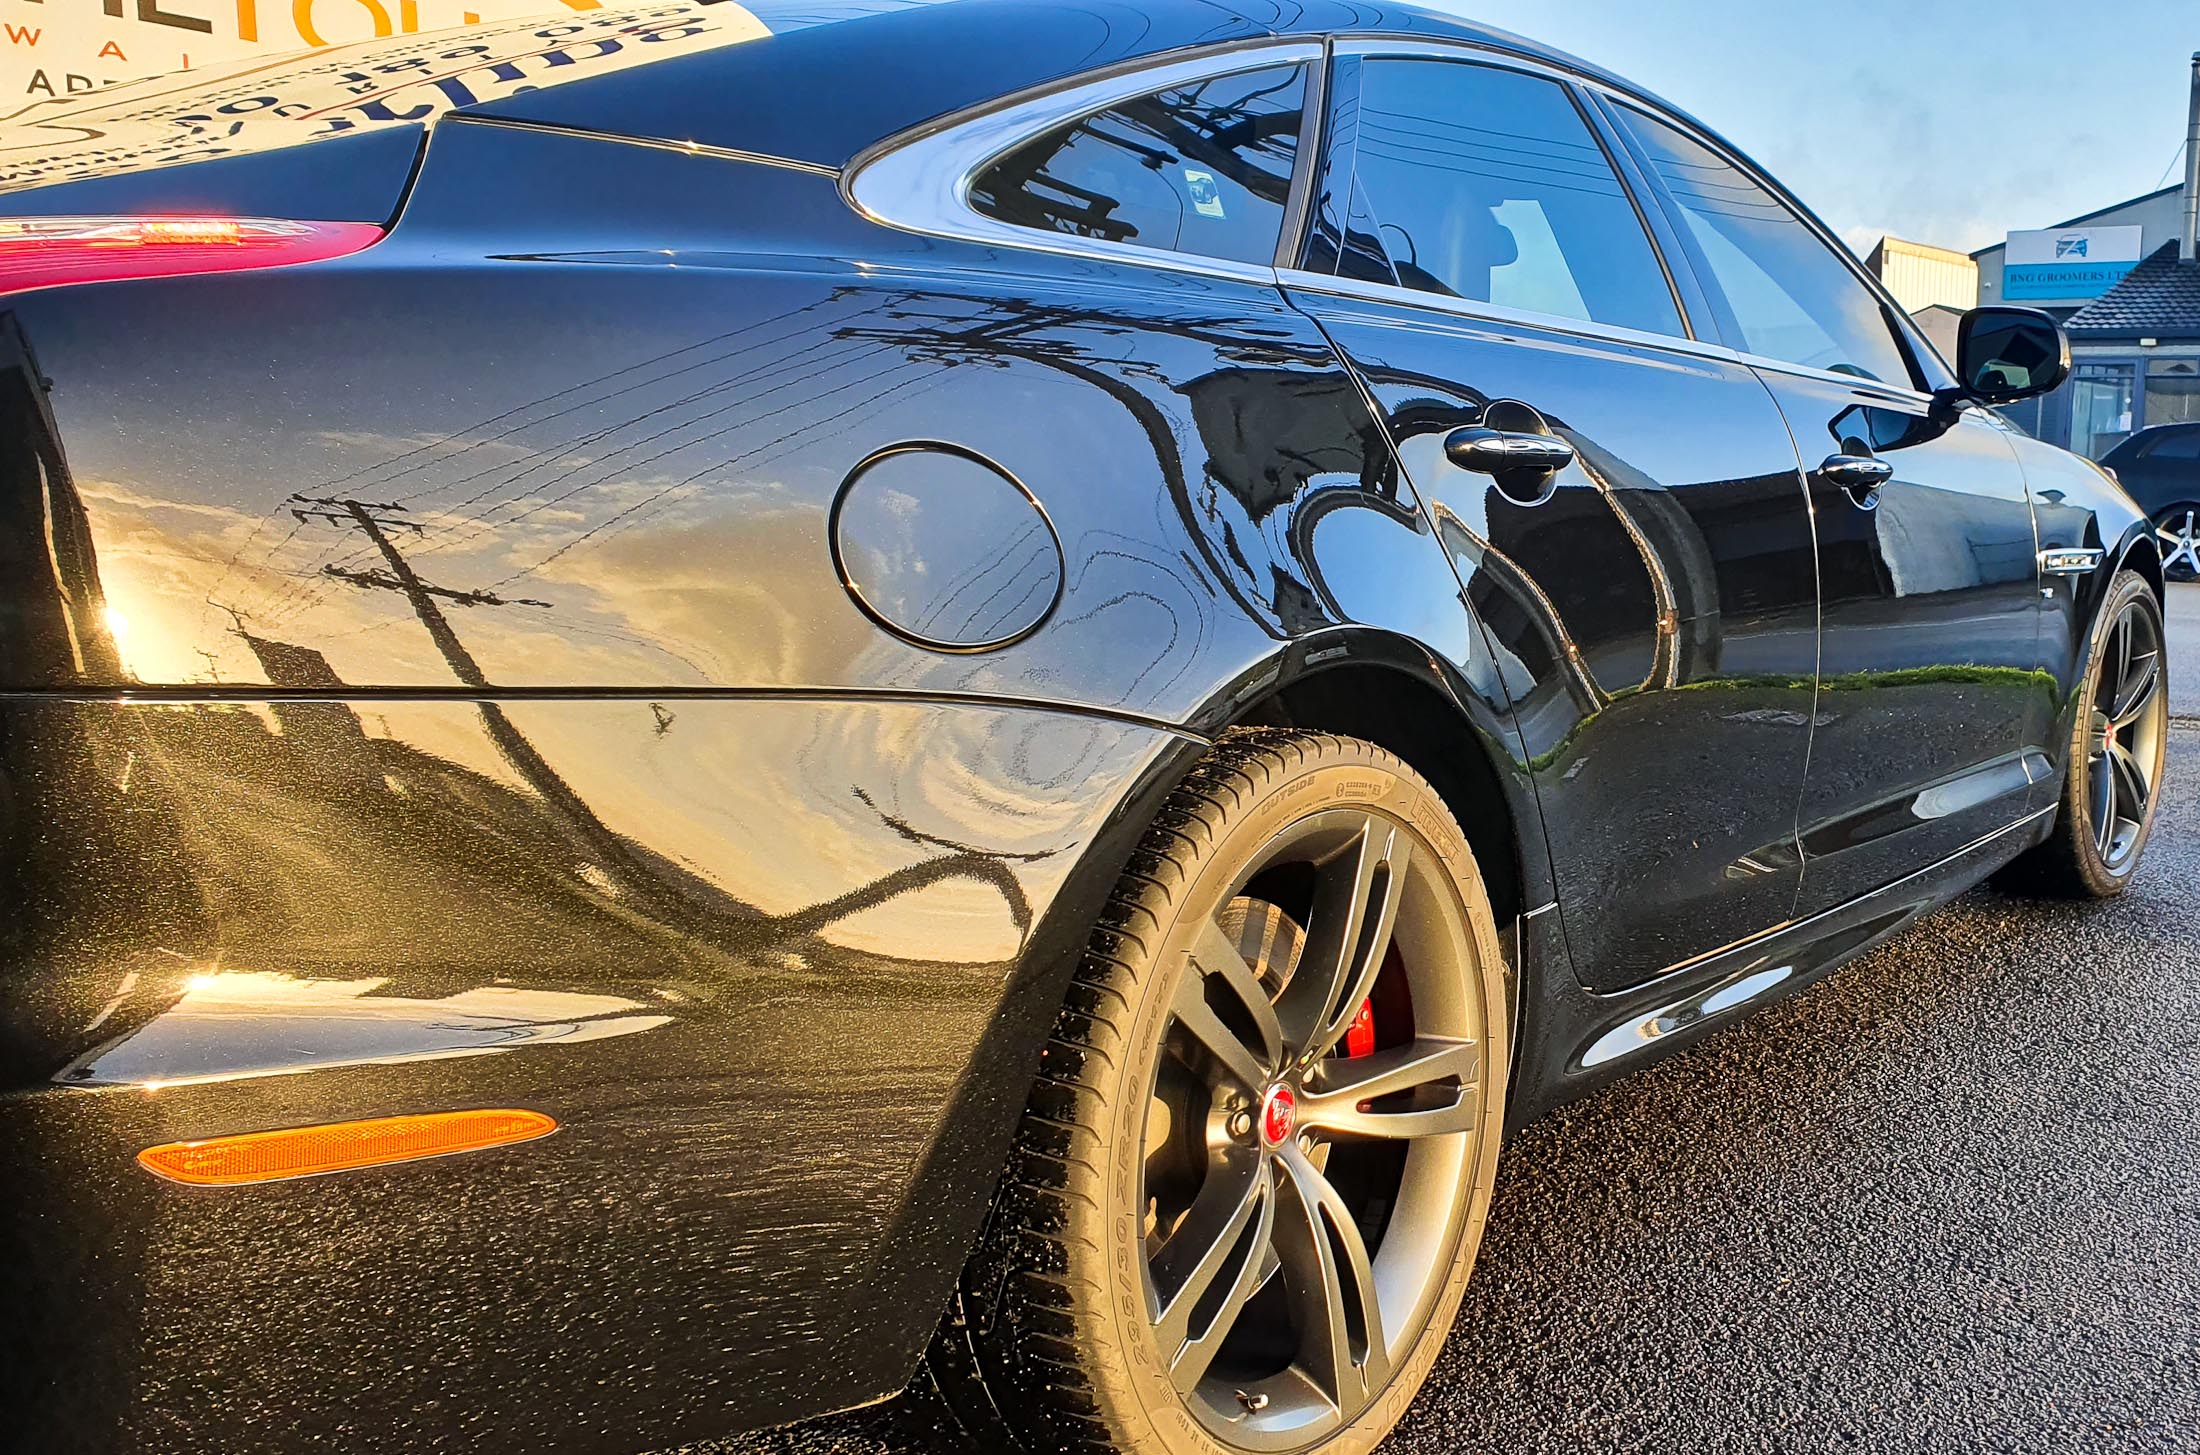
[912,727,1461,1455]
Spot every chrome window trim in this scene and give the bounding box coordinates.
[1329,33,1588,82]
[844,40,1323,287]
[1275,267,1745,370]
[444,114,843,178]
[1740,352,1955,411]
[1280,263,1972,415]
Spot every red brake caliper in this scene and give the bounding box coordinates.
[1343,998,1377,1059]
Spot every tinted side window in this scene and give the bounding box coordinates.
[1347,60,1682,337]
[2143,427,2200,460]
[968,63,1306,266]
[1621,109,1914,386]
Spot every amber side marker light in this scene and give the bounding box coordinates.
[137,1109,557,1186]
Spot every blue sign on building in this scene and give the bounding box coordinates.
[2001,225,2145,301]
[2004,261,2141,299]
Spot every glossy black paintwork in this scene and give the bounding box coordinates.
[2018,428,2158,816]
[2,80,1532,1455]
[0,689,1194,1451]
[2103,423,2200,516]
[0,125,426,222]
[1758,374,2051,918]
[1292,288,1823,991]
[0,2,2159,1450]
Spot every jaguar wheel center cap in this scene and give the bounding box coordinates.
[1258,1085,1296,1148]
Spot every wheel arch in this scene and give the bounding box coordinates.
[2119,518,2166,600]
[1193,632,1550,934]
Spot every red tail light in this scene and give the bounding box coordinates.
[0,216,384,299]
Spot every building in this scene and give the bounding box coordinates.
[1971,184,2188,316]
[1908,303,1967,363]
[1865,237,1977,364]
[1972,55,2200,459]
[1867,236,1979,314]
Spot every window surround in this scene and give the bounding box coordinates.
[845,40,1324,287]
[844,29,1964,411]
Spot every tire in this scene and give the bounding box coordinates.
[1997,569,2169,898]
[2153,504,2200,583]
[919,728,1509,1455]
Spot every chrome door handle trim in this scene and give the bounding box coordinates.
[1818,454,1894,488]
[1444,426,1577,475]
[1818,453,1891,511]
[2039,547,2106,577]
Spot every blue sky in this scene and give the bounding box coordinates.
[1450,0,2198,256]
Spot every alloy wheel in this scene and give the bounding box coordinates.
[2086,597,2168,871]
[2156,508,2200,582]
[1139,807,1486,1450]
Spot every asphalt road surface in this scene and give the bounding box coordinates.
[2167,581,2200,719]
[696,593,2200,1455]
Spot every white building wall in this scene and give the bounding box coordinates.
[1876,245,1978,313]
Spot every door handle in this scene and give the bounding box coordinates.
[1443,399,1574,507]
[1444,427,1577,475]
[1819,453,1892,509]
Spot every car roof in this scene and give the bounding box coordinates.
[2109,421,2200,454]
[465,0,1689,170]
[1,0,1701,208]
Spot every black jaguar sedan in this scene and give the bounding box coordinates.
[0,4,2168,1454]
[2101,422,2200,580]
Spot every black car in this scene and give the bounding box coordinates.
[2102,422,2200,579]
[0,4,2169,1454]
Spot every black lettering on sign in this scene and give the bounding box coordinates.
[139,0,215,32]
[24,68,100,95]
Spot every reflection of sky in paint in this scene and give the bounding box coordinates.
[58,969,673,1087]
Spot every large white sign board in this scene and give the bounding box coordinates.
[2002,225,2146,301]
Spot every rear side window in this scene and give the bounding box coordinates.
[968,63,1307,266]
[2140,428,2200,460]
[1345,59,1683,337]
[1619,108,1915,387]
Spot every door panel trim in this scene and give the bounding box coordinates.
[1277,267,1735,365]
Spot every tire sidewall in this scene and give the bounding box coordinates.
[2060,571,2168,894]
[1085,742,1509,1455]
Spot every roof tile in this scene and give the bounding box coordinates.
[2066,242,2200,337]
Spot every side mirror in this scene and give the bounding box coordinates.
[1956,305,2071,403]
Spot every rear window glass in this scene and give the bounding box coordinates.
[2141,429,2200,460]
[967,62,1307,266]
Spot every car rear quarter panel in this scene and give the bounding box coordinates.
[0,119,1532,1448]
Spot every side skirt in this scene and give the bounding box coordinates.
[1506,806,2056,1126]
